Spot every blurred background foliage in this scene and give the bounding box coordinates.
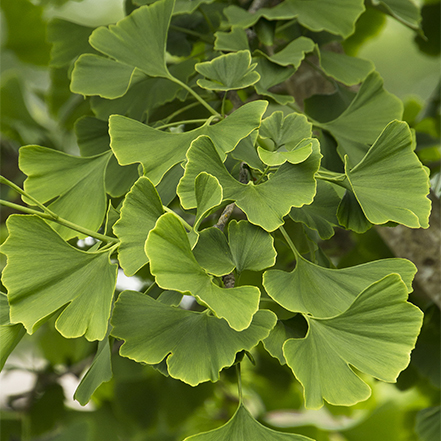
[0,0,439,440]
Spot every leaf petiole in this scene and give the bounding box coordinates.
[279,225,302,259]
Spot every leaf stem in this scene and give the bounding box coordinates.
[169,76,220,117]
[155,118,214,131]
[163,206,193,231]
[143,281,157,295]
[236,363,243,404]
[170,25,214,44]
[254,165,271,184]
[279,225,301,259]
[162,101,201,123]
[315,168,349,188]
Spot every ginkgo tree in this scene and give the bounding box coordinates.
[0,0,439,439]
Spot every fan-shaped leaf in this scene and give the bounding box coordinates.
[145,213,261,331]
[1,215,118,341]
[111,291,276,386]
[283,274,423,409]
[263,256,417,317]
[109,100,267,185]
[214,27,249,52]
[194,172,223,230]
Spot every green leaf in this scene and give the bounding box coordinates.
[109,100,268,185]
[0,293,26,371]
[20,146,111,240]
[336,189,373,233]
[314,72,403,166]
[344,120,432,229]
[415,406,441,441]
[113,177,164,276]
[224,0,365,38]
[214,27,249,52]
[255,37,315,68]
[253,56,295,105]
[196,51,260,91]
[145,213,261,331]
[178,136,321,232]
[134,0,215,15]
[89,0,174,79]
[371,0,421,30]
[289,180,340,240]
[1,215,118,341]
[318,49,375,86]
[263,256,417,317]
[283,274,423,409]
[1,0,51,66]
[71,55,138,99]
[193,227,235,276]
[47,18,96,68]
[227,220,276,273]
[74,334,113,405]
[184,403,313,440]
[194,172,223,230]
[111,291,276,386]
[231,131,265,171]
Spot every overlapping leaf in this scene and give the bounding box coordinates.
[178,136,321,232]
[313,72,403,166]
[263,256,417,317]
[20,146,111,240]
[194,172,223,231]
[289,180,340,239]
[109,100,267,185]
[224,0,365,38]
[196,51,260,91]
[111,291,276,385]
[184,403,313,440]
[0,293,26,371]
[1,215,118,341]
[371,0,421,29]
[145,213,261,331]
[283,274,423,409]
[342,120,431,229]
[113,177,164,276]
[214,27,249,52]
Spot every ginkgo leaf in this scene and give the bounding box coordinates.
[194,172,223,230]
[214,27,249,52]
[0,293,26,371]
[88,0,174,79]
[314,72,403,166]
[255,37,315,68]
[111,291,276,386]
[184,403,313,440]
[263,256,417,317]
[344,120,432,229]
[253,56,295,105]
[336,189,373,233]
[109,100,267,185]
[1,215,118,341]
[318,49,374,86]
[74,333,113,405]
[289,180,340,239]
[19,146,111,240]
[178,136,321,232]
[258,138,315,167]
[283,274,423,409]
[227,220,276,273]
[145,213,261,331]
[371,0,421,29]
[113,177,164,276]
[196,50,260,91]
[224,0,365,38]
[231,131,265,171]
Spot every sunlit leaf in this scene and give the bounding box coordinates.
[344,120,432,229]
[109,100,267,185]
[113,177,164,276]
[283,274,423,409]
[184,403,313,440]
[112,291,276,385]
[178,136,321,232]
[318,49,374,86]
[1,215,118,341]
[194,172,223,230]
[224,0,365,38]
[0,293,26,371]
[196,51,260,91]
[145,213,261,331]
[263,256,417,317]
[20,146,111,240]
[314,72,403,166]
